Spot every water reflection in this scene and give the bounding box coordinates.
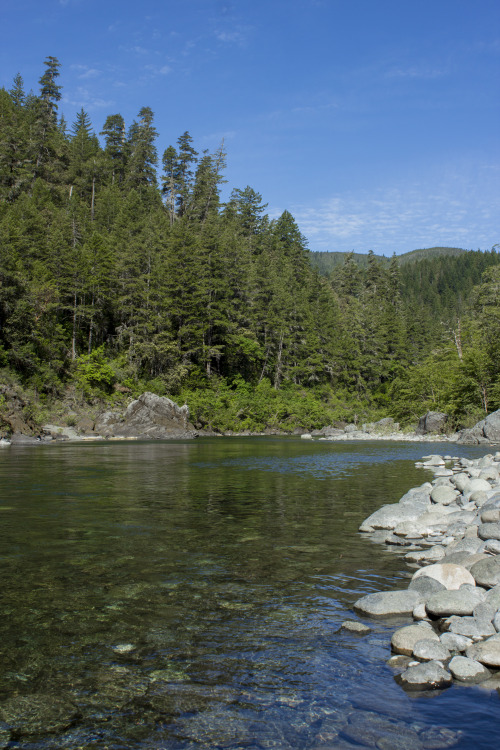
[0,438,497,748]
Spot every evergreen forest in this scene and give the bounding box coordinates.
[1,58,499,433]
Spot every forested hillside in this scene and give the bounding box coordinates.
[309,247,468,275]
[0,59,499,432]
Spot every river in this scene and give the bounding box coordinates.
[0,437,499,748]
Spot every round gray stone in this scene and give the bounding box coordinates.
[464,478,493,496]
[405,545,445,563]
[397,660,452,690]
[486,584,500,609]
[425,588,484,618]
[466,636,500,667]
[413,638,451,662]
[445,537,483,555]
[359,502,429,532]
[481,509,500,523]
[448,655,490,683]
[470,556,500,588]
[483,539,500,554]
[430,486,458,505]
[341,620,371,634]
[478,523,500,541]
[412,563,475,590]
[444,615,495,639]
[391,623,438,655]
[452,473,472,492]
[440,632,472,652]
[353,589,422,617]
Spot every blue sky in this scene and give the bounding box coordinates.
[1,0,499,254]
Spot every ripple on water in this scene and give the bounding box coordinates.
[0,438,497,748]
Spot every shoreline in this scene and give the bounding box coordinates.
[0,430,471,446]
[2,428,499,446]
[353,450,500,691]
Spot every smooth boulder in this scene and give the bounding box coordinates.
[448,655,490,683]
[430,485,458,506]
[391,624,438,655]
[470,557,500,588]
[412,563,475,590]
[397,660,452,690]
[359,502,428,532]
[354,590,422,617]
[466,637,500,667]
[425,588,484,618]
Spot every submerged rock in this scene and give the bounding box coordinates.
[397,660,452,690]
[0,694,78,737]
[340,620,371,634]
[359,503,428,532]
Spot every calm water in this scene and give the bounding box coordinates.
[0,437,499,749]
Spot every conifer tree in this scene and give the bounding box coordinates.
[175,131,198,216]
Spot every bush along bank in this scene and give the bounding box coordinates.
[353,451,500,691]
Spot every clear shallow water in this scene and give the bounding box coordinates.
[0,437,498,749]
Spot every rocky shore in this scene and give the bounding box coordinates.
[1,392,197,445]
[353,450,500,691]
[302,409,500,445]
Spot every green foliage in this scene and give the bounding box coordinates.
[74,346,115,394]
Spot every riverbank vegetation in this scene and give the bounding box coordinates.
[1,58,499,433]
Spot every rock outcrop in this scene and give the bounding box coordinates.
[416,411,448,435]
[0,385,37,438]
[94,392,197,439]
[458,409,500,445]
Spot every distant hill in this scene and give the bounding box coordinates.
[309,246,500,326]
[309,247,467,275]
[397,247,467,265]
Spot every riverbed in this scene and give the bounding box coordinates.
[0,437,498,748]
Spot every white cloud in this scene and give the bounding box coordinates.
[199,130,236,146]
[291,173,499,254]
[143,63,172,76]
[70,64,101,80]
[214,22,252,47]
[63,88,115,111]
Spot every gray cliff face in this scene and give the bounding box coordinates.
[94,392,196,439]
